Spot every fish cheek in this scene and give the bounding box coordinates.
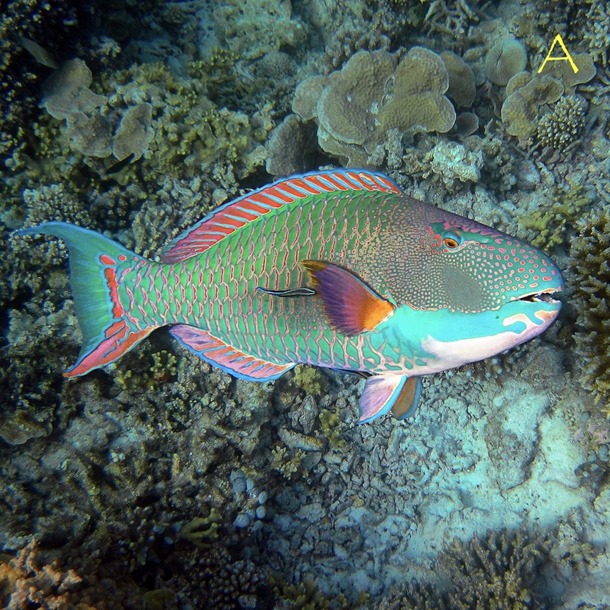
[440,265,487,312]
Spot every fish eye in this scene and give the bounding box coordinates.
[442,230,462,249]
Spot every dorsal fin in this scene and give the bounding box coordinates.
[160,169,401,264]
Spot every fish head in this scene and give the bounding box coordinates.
[394,202,564,367]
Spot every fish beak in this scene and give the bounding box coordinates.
[511,286,563,306]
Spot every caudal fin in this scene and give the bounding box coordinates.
[17,222,155,377]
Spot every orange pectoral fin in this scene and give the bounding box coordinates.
[301,260,395,335]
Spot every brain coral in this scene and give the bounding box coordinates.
[571,208,610,408]
[293,47,457,166]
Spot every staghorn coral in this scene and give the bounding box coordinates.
[421,0,483,40]
[577,1,610,67]
[379,528,552,609]
[293,47,456,166]
[439,528,548,609]
[571,207,610,408]
[178,508,222,546]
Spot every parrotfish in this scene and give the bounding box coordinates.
[18,169,563,423]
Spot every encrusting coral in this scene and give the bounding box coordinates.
[501,71,564,139]
[293,47,458,166]
[41,58,154,162]
[571,207,610,409]
[440,50,476,108]
[484,36,528,86]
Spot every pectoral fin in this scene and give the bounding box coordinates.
[358,374,421,424]
[301,260,395,335]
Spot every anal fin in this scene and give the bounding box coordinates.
[170,324,295,382]
[358,375,421,424]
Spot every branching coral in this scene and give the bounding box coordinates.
[438,529,548,609]
[571,207,610,408]
[518,181,593,249]
[379,528,551,609]
[536,95,586,153]
[0,539,145,609]
[214,0,306,61]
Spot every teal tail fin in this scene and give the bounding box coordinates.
[17,222,155,377]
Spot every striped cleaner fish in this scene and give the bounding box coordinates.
[18,169,563,423]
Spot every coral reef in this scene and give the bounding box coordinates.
[571,207,610,408]
[438,529,548,609]
[380,528,550,609]
[0,539,143,609]
[501,72,564,140]
[518,181,593,249]
[2,0,609,608]
[0,1,79,158]
[441,51,476,108]
[484,37,528,86]
[213,0,306,61]
[536,95,586,154]
[266,114,319,177]
[293,47,457,166]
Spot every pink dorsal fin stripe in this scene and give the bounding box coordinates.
[160,169,402,264]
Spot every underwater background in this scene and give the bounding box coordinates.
[1,0,610,607]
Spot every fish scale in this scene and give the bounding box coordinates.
[17,169,563,423]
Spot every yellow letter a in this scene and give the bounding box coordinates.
[538,34,578,74]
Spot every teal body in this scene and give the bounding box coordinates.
[18,170,563,423]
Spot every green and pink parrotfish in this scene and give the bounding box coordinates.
[18,169,563,423]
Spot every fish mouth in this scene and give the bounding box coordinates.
[512,287,562,305]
